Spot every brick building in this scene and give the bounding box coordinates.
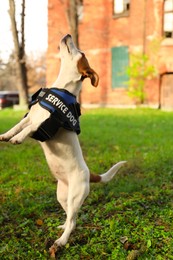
[47,0,173,109]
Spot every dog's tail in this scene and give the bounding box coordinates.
[90,161,126,183]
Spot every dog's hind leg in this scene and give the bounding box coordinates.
[56,181,68,229]
[50,174,90,253]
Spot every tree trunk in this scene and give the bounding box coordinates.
[67,0,79,48]
[67,0,83,102]
[8,0,28,108]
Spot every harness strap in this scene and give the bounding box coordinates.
[29,88,81,141]
[32,113,63,141]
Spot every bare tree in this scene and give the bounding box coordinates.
[67,0,83,47]
[67,0,83,102]
[8,0,28,108]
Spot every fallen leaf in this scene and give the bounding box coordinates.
[147,239,151,248]
[120,236,128,244]
[126,250,140,260]
[36,219,43,226]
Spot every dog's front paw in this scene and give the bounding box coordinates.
[9,137,22,145]
[0,135,10,142]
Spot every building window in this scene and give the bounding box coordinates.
[113,0,130,17]
[163,0,173,38]
[112,46,129,88]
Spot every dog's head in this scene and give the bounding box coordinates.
[59,34,99,88]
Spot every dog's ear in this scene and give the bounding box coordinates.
[78,54,99,87]
[81,68,99,87]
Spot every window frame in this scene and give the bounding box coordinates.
[111,46,129,89]
[113,0,130,18]
[163,0,173,38]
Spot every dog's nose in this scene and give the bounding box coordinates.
[61,34,72,44]
[64,34,72,42]
[65,34,71,38]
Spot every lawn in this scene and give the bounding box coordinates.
[0,108,173,260]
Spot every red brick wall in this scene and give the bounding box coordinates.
[47,0,173,107]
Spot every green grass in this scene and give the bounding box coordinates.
[0,108,173,260]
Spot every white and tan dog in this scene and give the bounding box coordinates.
[0,34,126,257]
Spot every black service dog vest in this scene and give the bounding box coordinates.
[29,88,81,142]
